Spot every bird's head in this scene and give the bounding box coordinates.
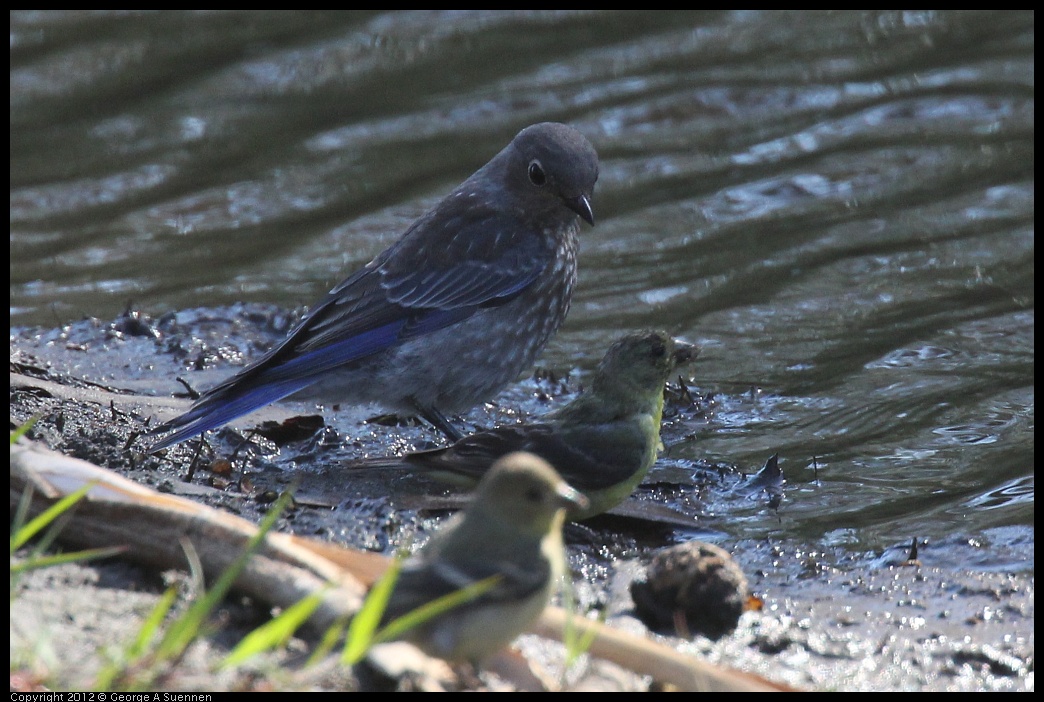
[503,122,598,226]
[593,330,699,396]
[474,451,589,535]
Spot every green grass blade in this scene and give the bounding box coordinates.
[373,574,503,645]
[11,545,127,575]
[10,482,94,553]
[10,415,39,444]
[221,589,328,668]
[93,585,180,691]
[559,577,604,673]
[11,486,33,541]
[306,613,351,667]
[154,488,293,660]
[341,557,402,665]
[130,586,181,659]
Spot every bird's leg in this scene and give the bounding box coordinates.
[410,398,465,442]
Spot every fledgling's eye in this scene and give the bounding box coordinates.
[524,486,544,503]
[528,160,546,186]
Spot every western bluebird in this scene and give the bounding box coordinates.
[347,331,698,520]
[149,123,598,451]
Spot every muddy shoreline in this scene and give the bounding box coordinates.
[9,308,1034,691]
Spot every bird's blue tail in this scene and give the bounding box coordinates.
[147,377,313,452]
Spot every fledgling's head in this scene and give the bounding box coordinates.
[593,330,699,394]
[493,122,598,226]
[472,451,589,535]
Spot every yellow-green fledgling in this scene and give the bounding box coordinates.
[380,451,587,662]
[352,330,697,520]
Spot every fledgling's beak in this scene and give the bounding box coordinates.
[557,482,590,515]
[671,339,700,366]
[565,193,595,226]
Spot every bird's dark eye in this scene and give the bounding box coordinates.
[524,486,544,503]
[528,160,546,186]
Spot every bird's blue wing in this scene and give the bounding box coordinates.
[296,202,554,354]
[148,199,555,451]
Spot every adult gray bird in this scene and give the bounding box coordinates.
[148,123,598,451]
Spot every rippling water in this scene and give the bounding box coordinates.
[10,11,1033,569]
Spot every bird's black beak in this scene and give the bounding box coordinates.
[671,339,700,366]
[565,194,595,226]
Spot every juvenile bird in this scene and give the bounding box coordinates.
[349,330,698,520]
[379,451,587,663]
[148,123,598,451]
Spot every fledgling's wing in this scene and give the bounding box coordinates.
[380,550,551,625]
[400,420,650,496]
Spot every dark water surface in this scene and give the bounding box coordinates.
[11,10,1033,578]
